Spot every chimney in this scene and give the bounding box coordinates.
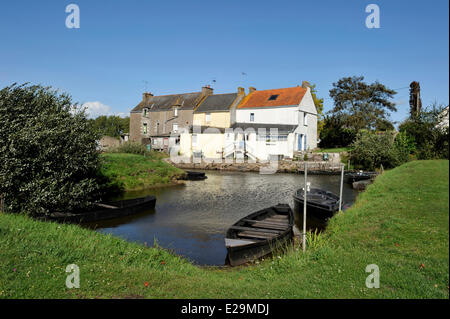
[142,92,153,103]
[202,85,213,96]
[249,86,256,94]
[301,81,311,89]
[237,87,245,96]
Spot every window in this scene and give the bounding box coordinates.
[143,108,148,117]
[143,123,148,134]
[205,112,211,123]
[192,134,197,146]
[268,94,279,101]
[174,108,178,117]
[172,123,178,132]
[304,113,308,126]
[250,113,255,122]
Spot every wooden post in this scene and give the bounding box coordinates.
[339,164,344,212]
[0,194,4,213]
[303,162,307,252]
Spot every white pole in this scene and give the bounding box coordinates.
[303,162,307,252]
[339,164,344,212]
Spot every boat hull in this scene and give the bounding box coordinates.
[293,196,335,221]
[45,196,156,224]
[225,204,294,266]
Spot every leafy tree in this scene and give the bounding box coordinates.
[329,76,397,132]
[0,83,108,216]
[89,115,129,138]
[399,103,449,159]
[310,84,324,134]
[319,115,356,148]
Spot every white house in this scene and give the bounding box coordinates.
[226,84,318,160]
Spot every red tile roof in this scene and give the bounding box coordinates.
[237,86,307,109]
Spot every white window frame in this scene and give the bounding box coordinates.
[250,113,255,122]
[304,113,308,126]
[205,112,211,123]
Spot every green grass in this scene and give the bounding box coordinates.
[0,160,448,298]
[100,153,185,191]
[314,147,353,153]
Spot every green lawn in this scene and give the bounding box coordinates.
[100,153,185,191]
[0,160,448,298]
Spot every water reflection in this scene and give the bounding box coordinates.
[83,170,359,265]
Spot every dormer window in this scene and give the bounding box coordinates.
[143,108,148,117]
[268,94,279,101]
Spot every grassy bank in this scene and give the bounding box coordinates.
[0,160,448,298]
[100,153,185,191]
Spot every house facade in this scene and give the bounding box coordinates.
[227,84,318,160]
[129,86,213,150]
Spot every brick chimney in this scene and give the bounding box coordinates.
[202,85,214,96]
[237,87,245,96]
[249,86,256,94]
[142,92,153,103]
[301,81,311,89]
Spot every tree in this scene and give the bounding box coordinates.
[0,83,107,216]
[329,76,397,132]
[310,84,324,134]
[319,115,356,148]
[399,103,449,160]
[89,115,129,138]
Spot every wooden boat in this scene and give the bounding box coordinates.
[225,204,294,266]
[293,188,340,221]
[344,171,375,184]
[45,196,156,224]
[184,171,207,180]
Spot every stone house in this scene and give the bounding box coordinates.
[129,85,213,150]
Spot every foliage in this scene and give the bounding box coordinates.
[310,84,324,134]
[329,76,397,132]
[88,115,129,138]
[399,103,449,160]
[0,83,108,216]
[319,115,356,148]
[107,142,152,156]
[350,130,411,170]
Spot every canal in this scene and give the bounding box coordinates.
[84,170,359,265]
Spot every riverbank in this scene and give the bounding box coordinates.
[0,160,448,298]
[101,153,186,191]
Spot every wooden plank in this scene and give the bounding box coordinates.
[243,218,288,226]
[268,215,288,219]
[238,232,275,240]
[251,222,288,231]
[95,203,118,209]
[230,226,282,234]
[225,238,259,248]
[263,218,289,224]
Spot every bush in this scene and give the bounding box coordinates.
[319,116,356,148]
[350,130,410,170]
[399,104,449,160]
[108,142,150,156]
[0,83,108,216]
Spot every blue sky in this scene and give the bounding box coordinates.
[0,0,448,124]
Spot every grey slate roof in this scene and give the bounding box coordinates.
[231,123,297,134]
[131,92,203,112]
[194,93,238,113]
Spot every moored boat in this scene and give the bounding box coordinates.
[184,171,207,180]
[293,188,340,221]
[344,171,376,184]
[45,196,156,223]
[225,204,294,266]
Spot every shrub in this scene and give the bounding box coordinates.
[319,116,356,148]
[350,130,409,170]
[0,83,108,216]
[108,142,150,156]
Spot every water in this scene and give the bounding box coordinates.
[84,170,359,265]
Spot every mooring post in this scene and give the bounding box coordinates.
[0,194,4,213]
[303,162,307,252]
[339,164,344,212]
